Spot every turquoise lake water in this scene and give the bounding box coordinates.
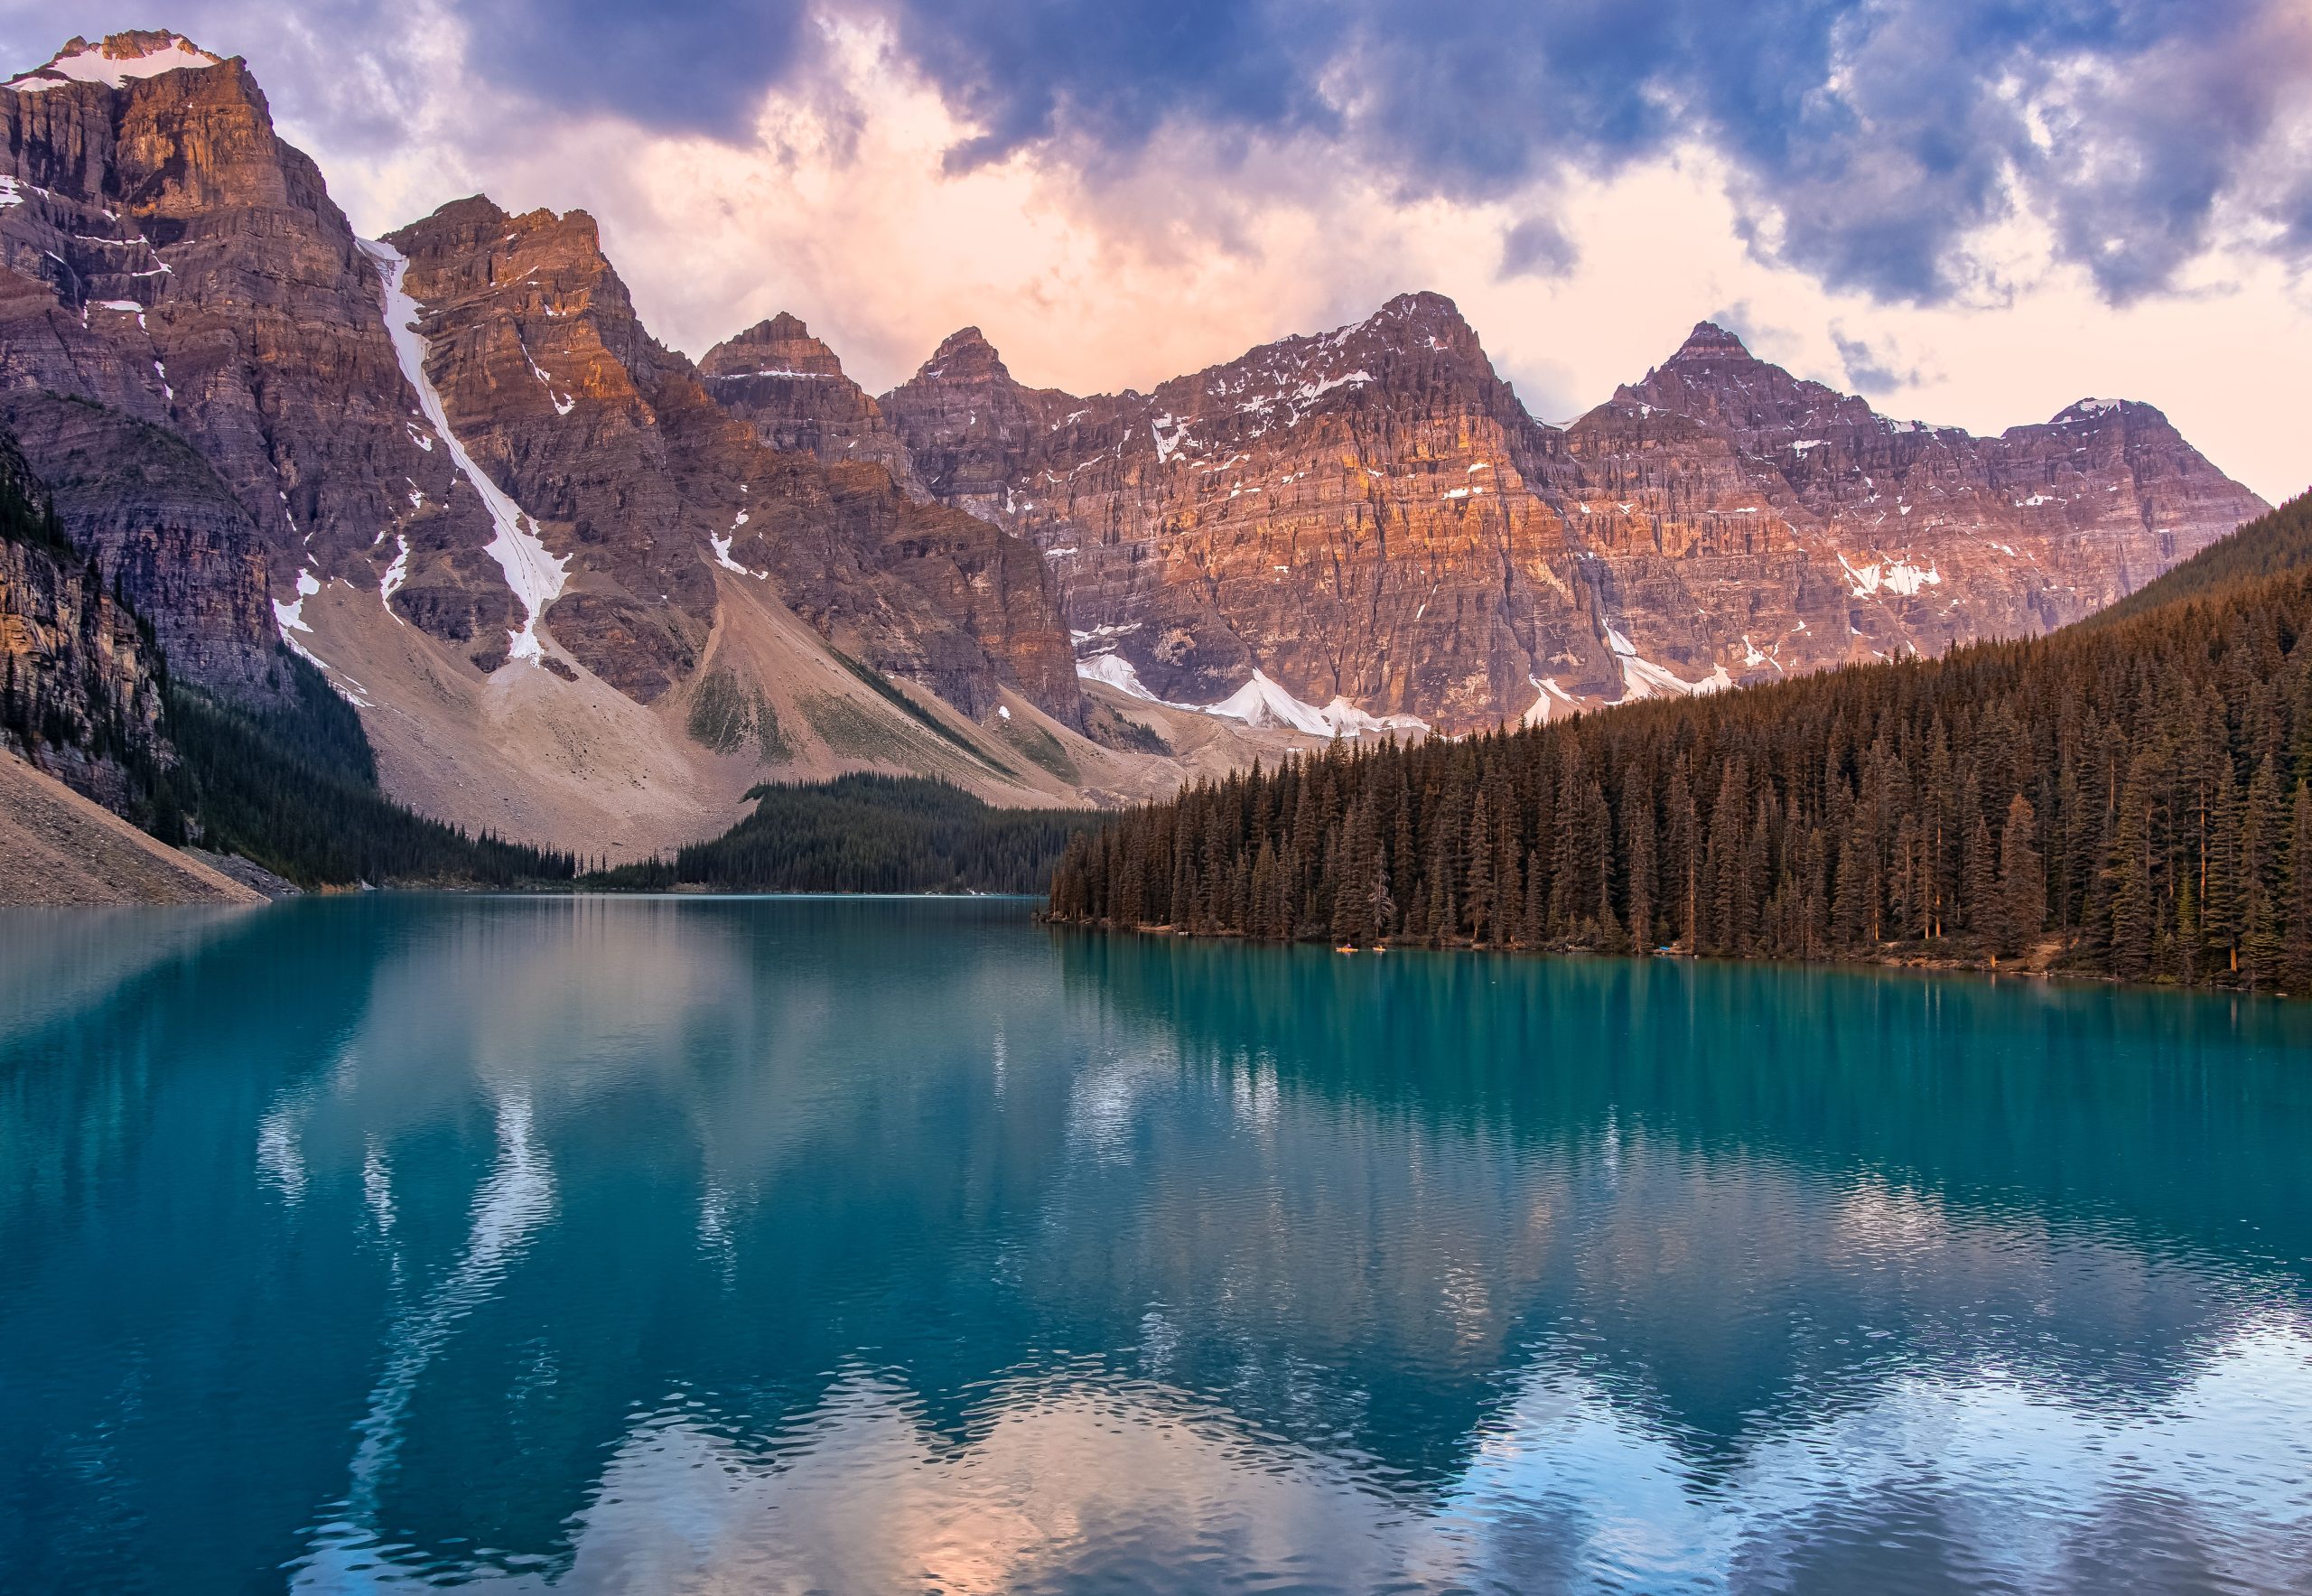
[1,894,2308,1593]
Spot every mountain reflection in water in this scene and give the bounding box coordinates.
[1,897,2307,1593]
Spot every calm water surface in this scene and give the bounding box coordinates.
[2,896,2309,1593]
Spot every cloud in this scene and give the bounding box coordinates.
[3,1,2310,503]
[10,0,2310,309]
[1832,326,1932,394]
[1498,216,1579,281]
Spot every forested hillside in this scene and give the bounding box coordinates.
[1049,493,2312,993]
[2090,492,2312,627]
[163,671,578,890]
[591,775,1102,894]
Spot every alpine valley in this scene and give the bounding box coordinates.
[0,31,2270,895]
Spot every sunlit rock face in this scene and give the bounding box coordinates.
[0,33,507,675]
[0,36,1081,726]
[881,294,1611,727]
[700,313,927,498]
[0,33,2266,746]
[376,197,1083,717]
[1564,324,2270,690]
[880,305,2268,732]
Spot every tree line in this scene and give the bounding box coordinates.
[163,673,579,889]
[591,773,1104,894]
[1048,493,2312,994]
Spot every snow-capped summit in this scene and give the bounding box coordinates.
[5,31,222,93]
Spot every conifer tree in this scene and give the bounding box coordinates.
[2110,754,2158,983]
[1668,762,1699,952]
[2242,756,2284,986]
[1999,794,2045,958]
[1043,492,2312,997]
[1464,788,1495,946]
[2287,780,2312,994]
[1624,787,1656,953]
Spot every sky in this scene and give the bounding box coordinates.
[5,0,2310,503]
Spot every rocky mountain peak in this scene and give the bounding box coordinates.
[1349,290,1488,364]
[394,193,511,249]
[1618,319,1863,438]
[1372,289,1469,329]
[701,313,846,380]
[1666,321,1755,363]
[701,310,927,491]
[913,327,1013,387]
[2049,396,2149,427]
[5,32,225,92]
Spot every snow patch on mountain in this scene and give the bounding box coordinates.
[1206,670,1427,738]
[379,537,411,610]
[6,33,221,92]
[1521,675,1580,727]
[273,568,320,638]
[1077,650,1157,699]
[1077,652,1425,739]
[1606,626,1733,700]
[364,238,569,663]
[1839,553,1943,598]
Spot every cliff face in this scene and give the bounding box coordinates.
[0,419,168,811]
[380,197,1082,720]
[0,32,511,670]
[1562,324,2270,686]
[881,294,1608,727]
[699,313,924,494]
[0,390,276,700]
[0,33,1080,742]
[0,30,2270,838]
[878,306,2268,730]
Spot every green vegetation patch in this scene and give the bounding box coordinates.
[1000,717,1078,782]
[829,649,1017,777]
[588,773,1106,894]
[802,691,910,763]
[686,669,752,755]
[754,693,793,763]
[1083,699,1171,755]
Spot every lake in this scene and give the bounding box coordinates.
[2,895,2308,1593]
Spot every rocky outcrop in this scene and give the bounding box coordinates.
[380,197,721,692]
[881,303,2268,730]
[1556,323,2270,688]
[384,196,1082,721]
[881,295,1617,725]
[880,327,1105,520]
[700,313,924,493]
[0,420,169,811]
[0,32,2266,827]
[0,35,1080,736]
[0,390,277,700]
[0,31,511,665]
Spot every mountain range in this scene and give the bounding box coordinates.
[0,32,2272,871]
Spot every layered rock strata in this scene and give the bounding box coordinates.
[0,421,169,810]
[0,34,1081,735]
[699,313,924,493]
[381,197,1081,721]
[0,32,510,667]
[878,303,2268,731]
